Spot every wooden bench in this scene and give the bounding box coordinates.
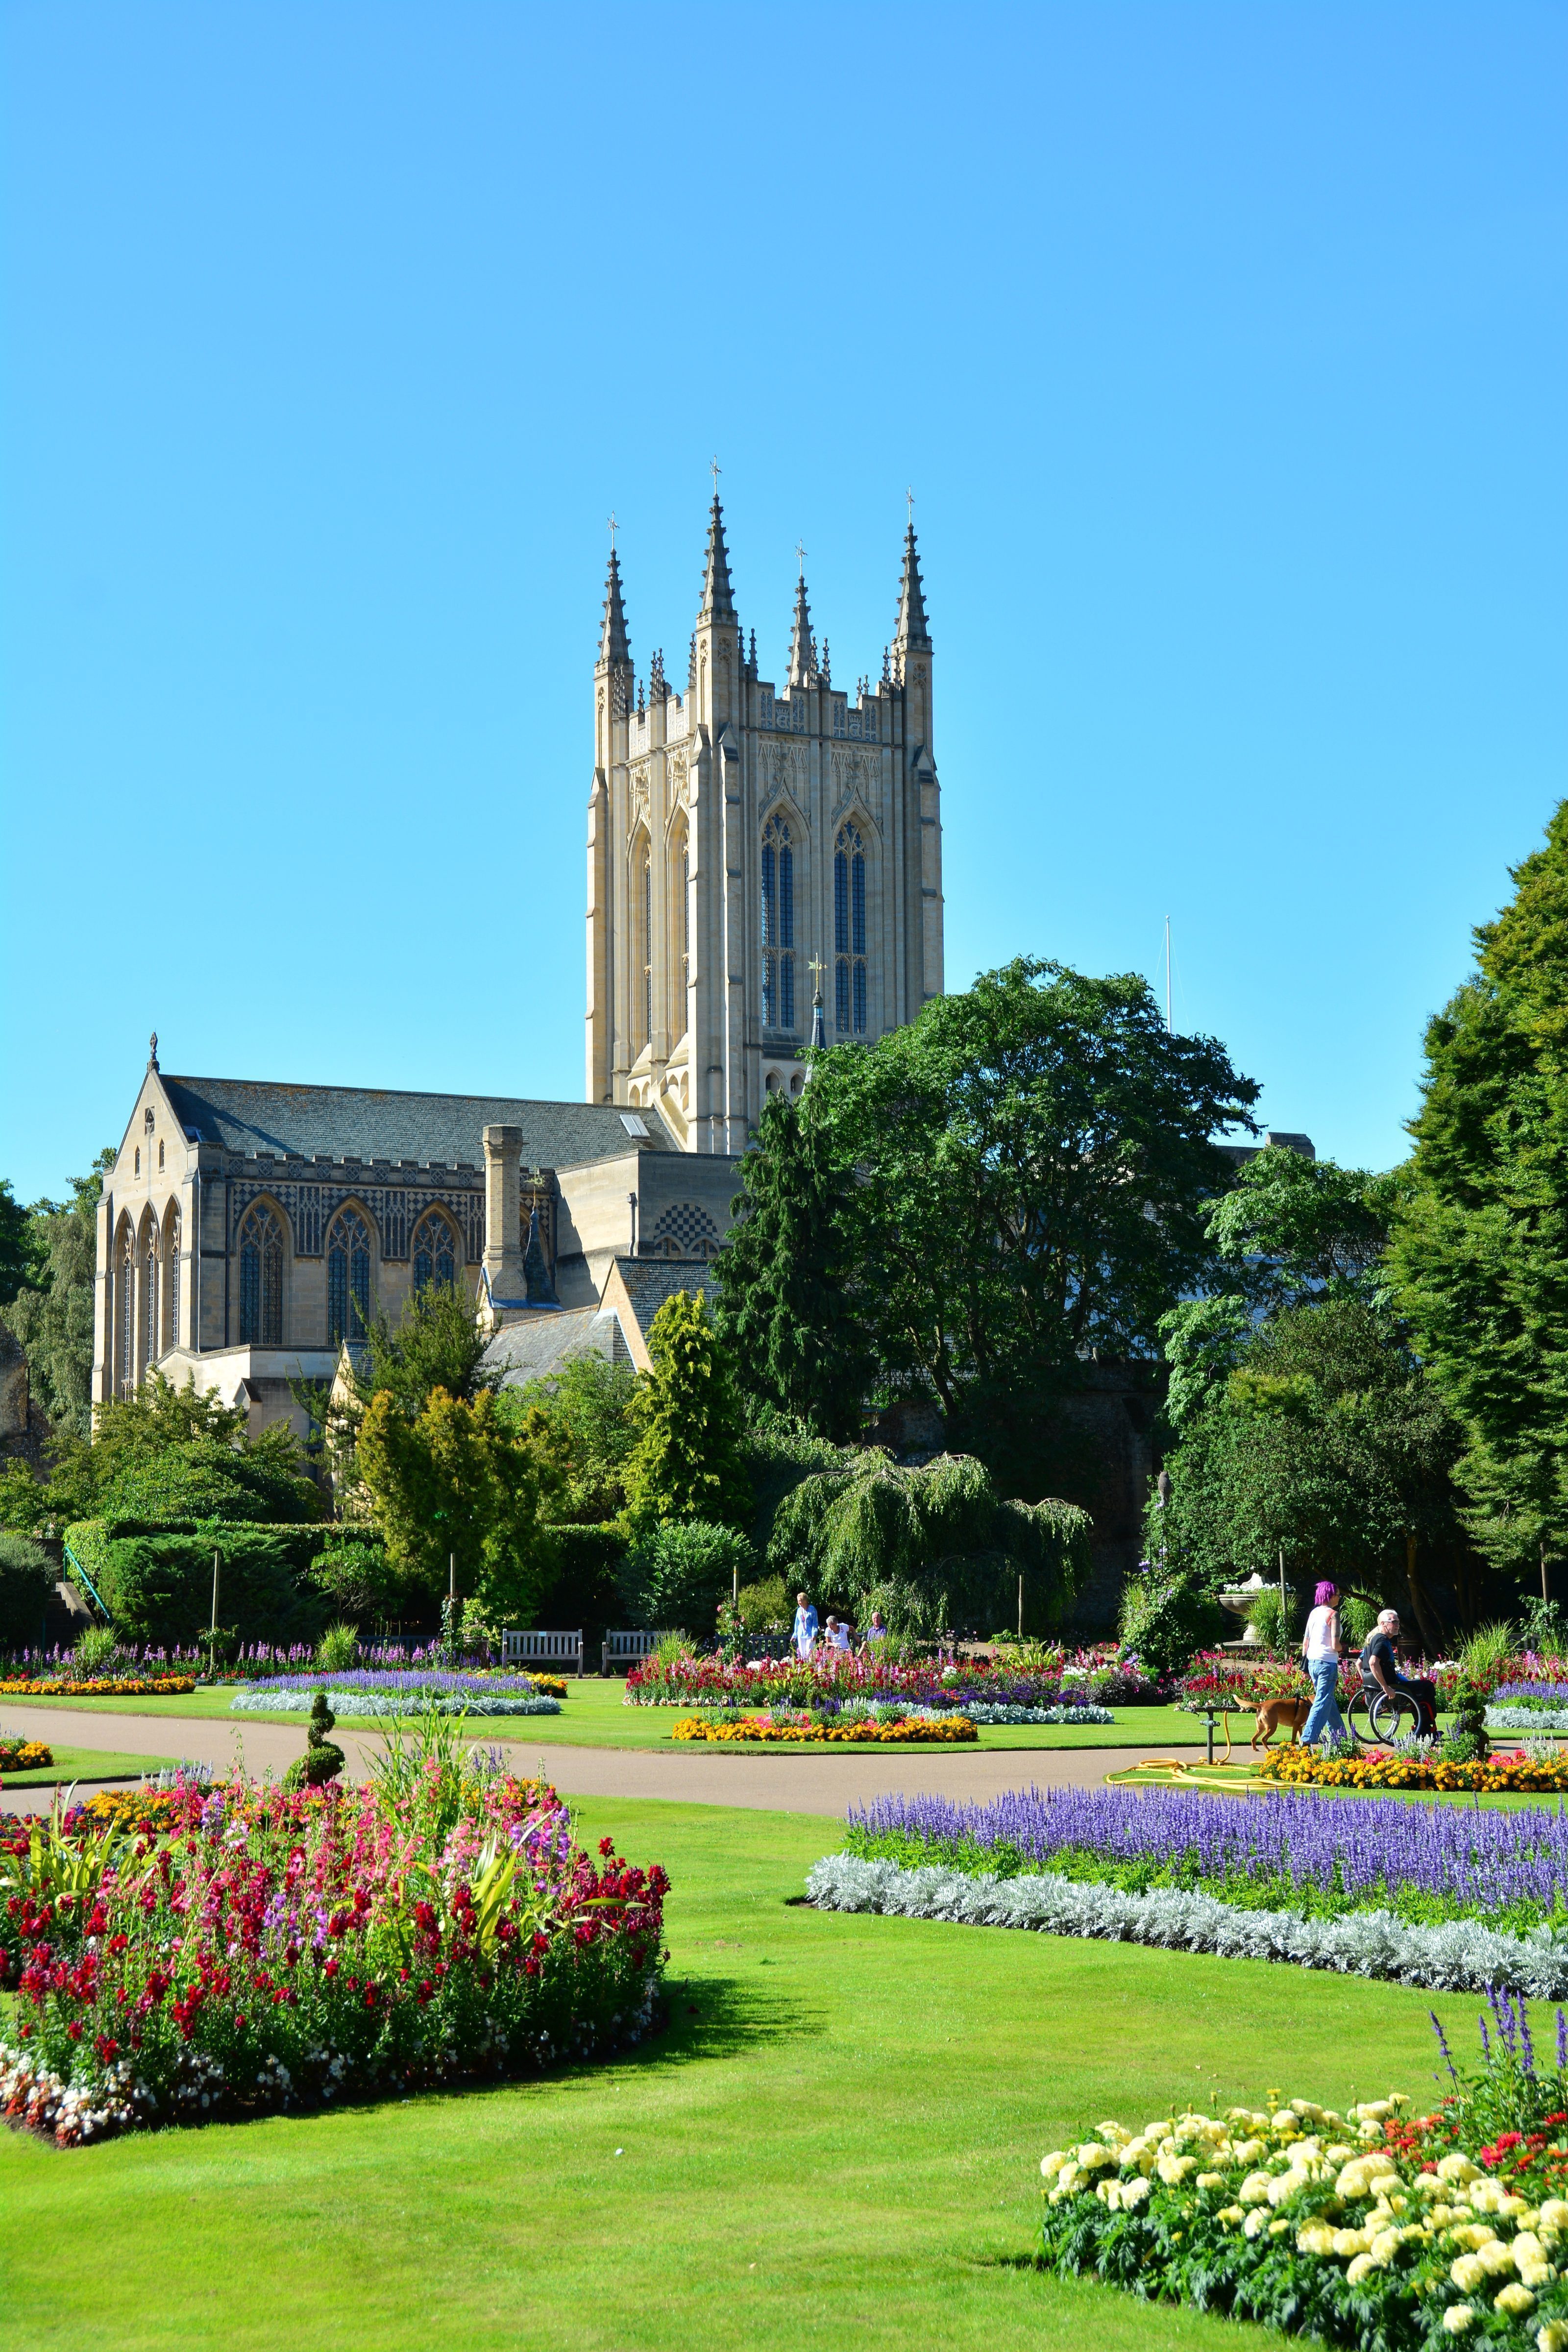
[602,1629,661,1677]
[500,1628,584,1678]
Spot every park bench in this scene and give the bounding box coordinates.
[603,1629,661,1677]
[500,1628,585,1678]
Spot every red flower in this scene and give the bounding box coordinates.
[324,1958,340,1979]
[599,1837,615,1857]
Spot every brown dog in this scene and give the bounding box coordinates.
[1251,1694,1313,1752]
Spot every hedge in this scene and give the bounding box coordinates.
[64,1520,341,1648]
[530,1523,628,1645]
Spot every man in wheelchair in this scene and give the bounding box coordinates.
[1358,1608,1439,1738]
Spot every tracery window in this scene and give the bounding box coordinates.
[325,1207,372,1347]
[411,1208,459,1294]
[120,1229,134,1388]
[167,1212,181,1350]
[834,822,868,1035]
[144,1228,159,1366]
[238,1203,285,1347]
[761,812,796,1032]
[641,847,653,1049]
[681,844,690,996]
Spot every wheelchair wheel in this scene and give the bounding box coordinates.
[1344,1686,1378,1744]
[1369,1688,1423,1743]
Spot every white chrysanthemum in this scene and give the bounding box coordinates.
[1440,2307,1476,2336]
[1450,2256,1487,2294]
[1495,2282,1537,2316]
[1346,2254,1375,2285]
[1439,2155,1481,2184]
[1120,2177,1151,2209]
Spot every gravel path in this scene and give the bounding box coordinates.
[0,1703,1210,1817]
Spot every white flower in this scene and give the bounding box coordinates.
[1450,2256,1487,2293]
[1495,2282,1537,2316]
[1536,2321,1568,2352]
[1441,2308,1476,2336]
[1157,2152,1197,2186]
[1243,2210,1271,2240]
[1346,2254,1375,2285]
[1041,2152,1069,2180]
[1333,2228,1371,2259]
[1195,2172,1224,2192]
[1119,2177,1151,2209]
[1477,2240,1519,2278]
[1239,2172,1274,2206]
[1296,2223,1337,2257]
[1439,2155,1482,2184]
[1541,2200,1568,2232]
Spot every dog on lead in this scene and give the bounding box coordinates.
[1250,1693,1314,1752]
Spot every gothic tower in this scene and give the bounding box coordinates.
[586,499,944,1152]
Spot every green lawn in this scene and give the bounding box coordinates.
[0,1788,1493,2352]
[3,1678,1217,1753]
[0,1745,182,1789]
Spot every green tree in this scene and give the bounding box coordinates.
[625,1290,752,1529]
[508,1351,640,1522]
[1391,802,1568,1593]
[354,1384,554,1621]
[711,1091,871,1440]
[768,1448,1092,1640]
[0,1151,113,1435]
[0,1180,39,1307]
[618,1519,756,1632]
[363,1281,494,1417]
[806,959,1259,1493]
[1155,1294,1463,1652]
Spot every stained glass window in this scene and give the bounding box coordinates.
[239,1203,285,1347]
[325,1207,371,1347]
[642,850,653,1047]
[120,1230,134,1387]
[168,1213,181,1349]
[144,1231,159,1365]
[834,823,868,1035]
[411,1209,458,1294]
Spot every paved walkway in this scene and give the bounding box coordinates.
[0,1704,1210,1818]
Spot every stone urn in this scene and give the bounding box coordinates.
[1218,1572,1269,1644]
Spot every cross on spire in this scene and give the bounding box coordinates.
[808,954,825,997]
[710,455,722,496]
[906,487,915,526]
[795,538,807,581]
[607,511,617,551]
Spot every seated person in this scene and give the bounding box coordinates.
[1358,1608,1438,1737]
[829,1616,853,1652]
[861,1608,889,1651]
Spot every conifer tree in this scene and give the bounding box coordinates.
[625,1290,752,1529]
[1393,801,1568,1591]
[711,1092,869,1440]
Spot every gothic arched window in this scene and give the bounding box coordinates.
[166,1210,181,1351]
[238,1202,285,1347]
[325,1206,372,1347]
[641,846,653,1049]
[834,822,868,1035]
[119,1227,134,1389]
[143,1226,159,1366]
[411,1208,459,1294]
[761,812,796,1032]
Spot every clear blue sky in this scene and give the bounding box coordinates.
[3,2,1564,1204]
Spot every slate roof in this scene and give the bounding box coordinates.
[483,1307,630,1384]
[611,1256,718,1332]
[158,1076,672,1170]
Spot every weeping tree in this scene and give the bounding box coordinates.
[767,1450,1092,1638]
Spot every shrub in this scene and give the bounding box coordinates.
[619,1520,756,1631]
[307,1536,394,1619]
[1338,1592,1378,1647]
[69,1625,121,1676]
[0,1532,56,1648]
[1118,1568,1229,1676]
[1442,1678,1492,1764]
[1240,1584,1296,1653]
[64,1520,329,1648]
[314,1620,359,1673]
[281,1690,346,1790]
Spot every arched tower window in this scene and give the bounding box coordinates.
[641,846,653,1050]
[411,1208,459,1294]
[119,1226,134,1390]
[325,1206,372,1347]
[761,812,796,1033]
[238,1203,285,1347]
[834,822,868,1034]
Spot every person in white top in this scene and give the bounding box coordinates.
[792,1593,819,1659]
[1299,1580,1346,1746]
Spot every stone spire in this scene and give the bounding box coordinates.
[787,566,817,688]
[598,546,630,668]
[893,523,931,653]
[697,494,736,623]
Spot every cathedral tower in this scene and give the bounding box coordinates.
[586,498,944,1152]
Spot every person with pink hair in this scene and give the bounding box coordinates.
[1299,1579,1346,1746]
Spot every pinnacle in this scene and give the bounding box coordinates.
[788,570,817,689]
[698,493,737,623]
[893,523,931,652]
[598,546,631,668]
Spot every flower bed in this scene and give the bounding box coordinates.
[627,1646,1163,1713]
[231,1670,563,1717]
[672,1711,979,1744]
[0,1739,52,1772]
[840,1782,1568,1934]
[1037,1997,1568,2350]
[1259,1744,1568,1795]
[0,1676,197,1699]
[0,1761,667,2145]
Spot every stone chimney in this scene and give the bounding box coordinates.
[482,1126,528,1303]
